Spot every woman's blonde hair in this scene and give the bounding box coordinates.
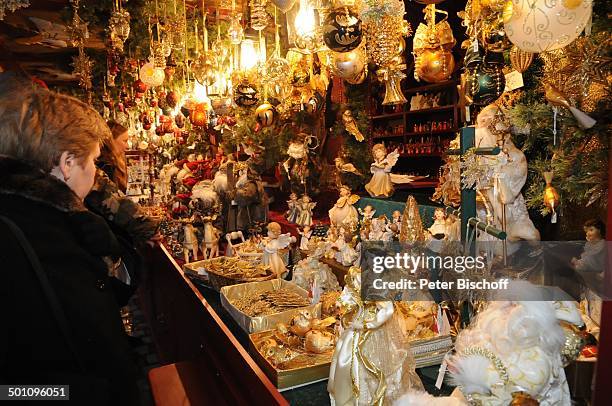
[0,73,110,172]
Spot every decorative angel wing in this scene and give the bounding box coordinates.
[385,149,400,171]
[348,194,360,205]
[277,233,294,249]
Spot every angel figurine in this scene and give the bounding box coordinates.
[365,144,405,198]
[298,225,313,251]
[261,222,295,278]
[285,192,300,223]
[296,195,316,227]
[329,185,360,227]
[328,267,424,405]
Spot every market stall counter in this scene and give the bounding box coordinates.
[140,244,453,405]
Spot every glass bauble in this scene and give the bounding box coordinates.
[234,83,259,107]
[330,48,366,80]
[139,62,165,87]
[465,63,505,106]
[504,0,592,52]
[255,103,276,126]
[415,48,455,83]
[322,8,363,53]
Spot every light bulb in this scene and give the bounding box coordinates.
[240,39,258,71]
[294,0,315,38]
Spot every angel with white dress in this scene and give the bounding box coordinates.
[261,222,294,278]
[365,144,415,198]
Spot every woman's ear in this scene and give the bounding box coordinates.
[57,151,77,181]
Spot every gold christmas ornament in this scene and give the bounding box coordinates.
[509,45,533,73]
[413,4,456,82]
[415,48,455,83]
[330,47,366,81]
[543,171,559,223]
[255,103,276,127]
[192,54,217,86]
[504,0,593,53]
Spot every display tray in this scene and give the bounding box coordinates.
[221,279,321,334]
[249,330,334,391]
[410,335,454,369]
[184,256,276,292]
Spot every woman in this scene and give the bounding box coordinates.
[99,121,129,193]
[0,73,141,405]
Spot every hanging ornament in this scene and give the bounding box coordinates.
[234,82,259,107]
[255,103,276,126]
[480,17,511,52]
[140,60,165,87]
[415,48,455,83]
[190,102,210,126]
[132,79,147,96]
[413,4,455,83]
[270,0,296,13]
[504,0,593,53]
[228,14,244,45]
[464,61,505,106]
[542,171,559,223]
[164,52,177,81]
[330,46,366,81]
[192,54,217,86]
[323,8,363,53]
[140,112,153,130]
[305,92,324,114]
[291,65,311,86]
[71,46,93,92]
[166,91,179,108]
[174,112,186,128]
[250,0,270,31]
[544,83,596,130]
[108,8,131,52]
[509,45,533,73]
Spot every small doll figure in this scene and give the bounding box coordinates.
[329,185,360,227]
[383,223,399,241]
[334,229,359,266]
[299,225,313,251]
[358,205,376,222]
[391,210,402,226]
[572,219,606,273]
[285,192,299,223]
[428,208,448,240]
[262,222,295,278]
[296,195,316,227]
[368,217,386,241]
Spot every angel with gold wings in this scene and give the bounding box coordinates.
[365,144,416,198]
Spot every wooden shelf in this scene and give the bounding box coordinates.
[404,128,459,137]
[395,180,440,189]
[406,105,455,115]
[370,112,404,120]
[372,133,404,139]
[399,153,443,158]
[404,80,457,94]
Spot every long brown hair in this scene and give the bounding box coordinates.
[100,120,128,191]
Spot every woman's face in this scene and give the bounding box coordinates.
[62,144,100,200]
[374,148,385,160]
[112,131,129,154]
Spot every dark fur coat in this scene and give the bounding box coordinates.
[0,156,141,405]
